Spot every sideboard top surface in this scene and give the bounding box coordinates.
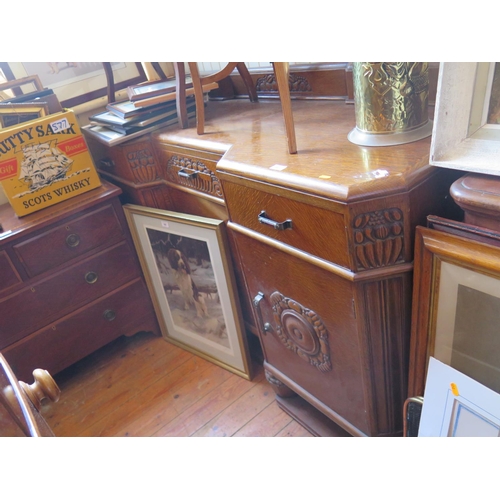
[153,99,435,203]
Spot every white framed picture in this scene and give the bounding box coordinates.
[419,357,500,437]
[430,62,500,176]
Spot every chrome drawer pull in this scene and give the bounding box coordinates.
[85,271,98,284]
[103,309,116,321]
[178,168,198,179]
[258,211,293,231]
[66,233,81,247]
[253,292,272,335]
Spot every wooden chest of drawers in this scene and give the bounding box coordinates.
[0,181,159,382]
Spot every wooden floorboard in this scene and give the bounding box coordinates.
[41,331,313,437]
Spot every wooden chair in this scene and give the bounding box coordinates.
[187,62,257,134]
[188,62,297,154]
[104,62,297,154]
[272,62,297,154]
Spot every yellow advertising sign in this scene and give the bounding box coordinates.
[0,110,101,216]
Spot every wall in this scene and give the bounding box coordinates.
[197,62,312,73]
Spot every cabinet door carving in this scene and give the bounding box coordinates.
[269,291,332,373]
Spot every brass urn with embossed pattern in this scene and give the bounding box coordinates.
[348,62,433,146]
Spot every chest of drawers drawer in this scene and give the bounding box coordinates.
[12,203,124,278]
[0,241,140,349]
[3,278,153,382]
[0,251,21,293]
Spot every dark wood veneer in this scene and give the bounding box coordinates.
[0,180,159,382]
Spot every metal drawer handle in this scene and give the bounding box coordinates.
[253,292,272,335]
[66,233,81,247]
[99,158,115,169]
[85,271,98,284]
[178,168,198,179]
[103,309,116,321]
[258,211,293,231]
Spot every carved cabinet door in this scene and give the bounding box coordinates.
[232,230,371,435]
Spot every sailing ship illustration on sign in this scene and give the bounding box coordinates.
[0,110,101,216]
[18,140,73,193]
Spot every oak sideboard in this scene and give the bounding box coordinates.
[86,99,461,436]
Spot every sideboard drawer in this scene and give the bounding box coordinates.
[155,148,225,202]
[2,278,154,381]
[223,180,350,268]
[13,204,124,278]
[0,241,139,348]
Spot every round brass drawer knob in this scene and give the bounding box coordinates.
[66,233,81,247]
[85,271,98,284]
[103,309,116,321]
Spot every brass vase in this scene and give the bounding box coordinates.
[348,62,433,146]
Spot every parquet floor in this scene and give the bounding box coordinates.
[40,331,313,437]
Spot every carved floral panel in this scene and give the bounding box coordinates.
[270,291,332,373]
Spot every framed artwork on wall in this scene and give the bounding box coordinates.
[0,62,146,108]
[430,62,500,176]
[408,225,500,398]
[123,204,252,380]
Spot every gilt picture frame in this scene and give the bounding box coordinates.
[0,102,49,128]
[430,62,500,176]
[408,225,500,398]
[123,205,252,380]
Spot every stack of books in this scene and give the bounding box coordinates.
[83,93,196,146]
[83,74,219,146]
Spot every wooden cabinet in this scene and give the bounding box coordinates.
[212,100,461,437]
[0,181,159,382]
[85,99,461,436]
[219,166,456,437]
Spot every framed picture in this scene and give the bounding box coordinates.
[0,62,146,108]
[419,357,500,437]
[408,225,500,398]
[430,62,500,176]
[0,75,43,97]
[127,77,192,101]
[0,102,49,128]
[123,205,252,379]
